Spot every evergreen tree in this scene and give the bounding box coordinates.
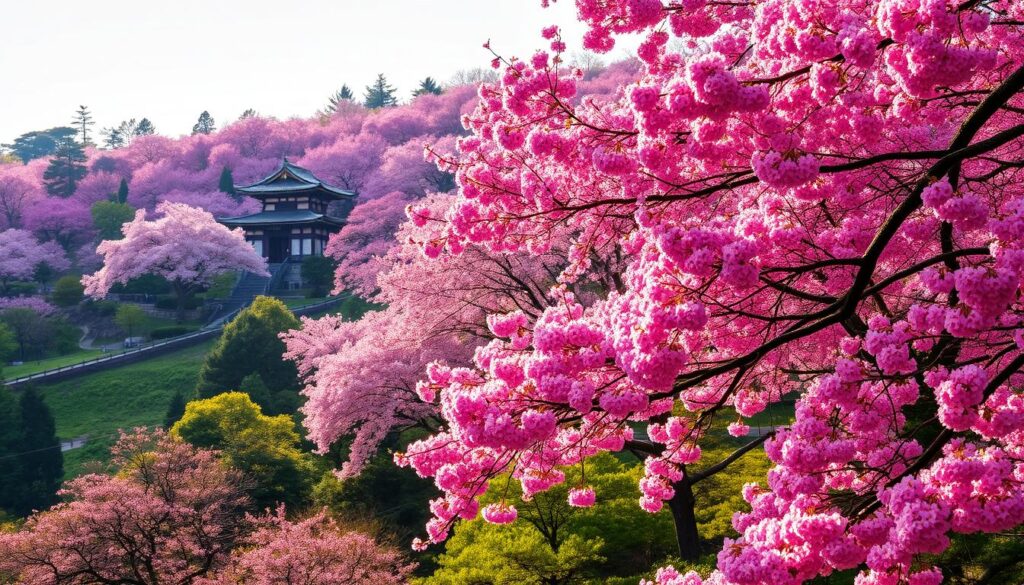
[239,108,258,120]
[116,177,129,203]
[0,389,23,515]
[413,77,443,97]
[2,127,78,163]
[196,297,301,413]
[42,132,87,197]
[164,390,187,429]
[192,111,216,135]
[72,105,95,147]
[326,85,354,113]
[134,118,156,136]
[14,387,62,515]
[218,166,236,199]
[363,74,398,109]
[101,126,125,149]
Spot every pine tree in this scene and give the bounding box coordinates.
[42,132,87,197]
[413,77,443,97]
[164,390,187,429]
[218,167,237,200]
[192,111,216,135]
[102,126,125,149]
[363,74,398,109]
[72,105,95,147]
[116,177,129,203]
[0,389,23,515]
[239,108,258,120]
[135,118,156,136]
[15,387,62,515]
[326,85,354,113]
[3,127,78,163]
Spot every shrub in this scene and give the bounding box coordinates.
[82,299,118,316]
[1,283,38,298]
[155,296,203,310]
[149,326,195,340]
[51,275,84,307]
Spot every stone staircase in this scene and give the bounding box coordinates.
[204,269,272,328]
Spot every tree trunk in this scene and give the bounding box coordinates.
[667,468,702,561]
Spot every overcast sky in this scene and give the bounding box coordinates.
[0,0,631,143]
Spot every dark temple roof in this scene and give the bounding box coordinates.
[235,159,355,200]
[218,210,346,227]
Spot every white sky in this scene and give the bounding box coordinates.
[0,0,632,143]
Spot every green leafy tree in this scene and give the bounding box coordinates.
[14,387,62,515]
[114,303,145,340]
[363,74,398,108]
[134,118,156,136]
[300,255,336,298]
[115,177,129,203]
[0,323,17,365]
[33,263,55,292]
[51,275,85,307]
[91,200,135,240]
[192,111,216,135]
[218,166,236,199]
[196,296,300,410]
[1,309,47,361]
[171,392,318,509]
[2,127,77,163]
[72,105,95,147]
[164,390,186,429]
[42,132,87,197]
[413,77,443,97]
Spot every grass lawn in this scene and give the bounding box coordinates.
[4,349,105,379]
[93,312,204,345]
[32,340,213,479]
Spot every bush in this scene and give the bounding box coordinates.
[154,296,203,311]
[82,299,118,316]
[203,272,238,300]
[300,256,336,298]
[110,274,171,295]
[1,283,38,298]
[51,276,84,307]
[149,326,195,340]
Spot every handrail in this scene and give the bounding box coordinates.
[266,257,292,294]
[2,293,351,387]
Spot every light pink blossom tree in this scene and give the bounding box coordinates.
[205,507,415,585]
[83,202,268,320]
[0,228,65,293]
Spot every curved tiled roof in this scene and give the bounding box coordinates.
[218,210,346,227]
[235,159,355,199]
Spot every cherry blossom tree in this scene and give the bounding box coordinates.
[83,202,268,320]
[23,197,93,252]
[0,168,43,229]
[0,228,65,293]
[0,429,249,585]
[205,507,415,585]
[305,2,1024,584]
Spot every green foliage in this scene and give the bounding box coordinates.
[1,282,38,297]
[196,296,300,411]
[154,296,203,310]
[163,390,186,429]
[171,392,318,509]
[300,255,336,298]
[0,323,16,363]
[192,111,216,135]
[114,304,146,339]
[82,298,118,316]
[135,118,156,136]
[91,200,135,240]
[0,389,24,514]
[149,325,196,340]
[14,387,62,515]
[2,127,77,163]
[689,434,772,547]
[203,271,237,300]
[218,166,236,198]
[33,263,55,287]
[35,341,211,477]
[42,132,87,197]
[423,522,604,585]
[2,309,48,361]
[116,177,129,204]
[51,275,85,307]
[110,273,171,295]
[413,77,443,97]
[72,105,95,146]
[364,74,399,108]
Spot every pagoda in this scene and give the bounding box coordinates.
[218,159,355,263]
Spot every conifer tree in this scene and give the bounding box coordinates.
[134,118,156,136]
[42,132,86,197]
[218,166,236,199]
[326,85,354,113]
[192,111,216,135]
[413,77,443,97]
[0,388,23,515]
[116,177,129,203]
[363,74,398,109]
[164,390,186,429]
[72,105,95,147]
[14,387,61,516]
[239,108,258,120]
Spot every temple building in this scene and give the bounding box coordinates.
[218,159,354,264]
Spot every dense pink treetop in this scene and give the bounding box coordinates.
[82,202,268,300]
[325,189,415,295]
[0,228,67,285]
[0,296,58,316]
[24,197,94,251]
[0,429,250,584]
[204,507,415,585]
[0,164,44,229]
[279,1,1024,584]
